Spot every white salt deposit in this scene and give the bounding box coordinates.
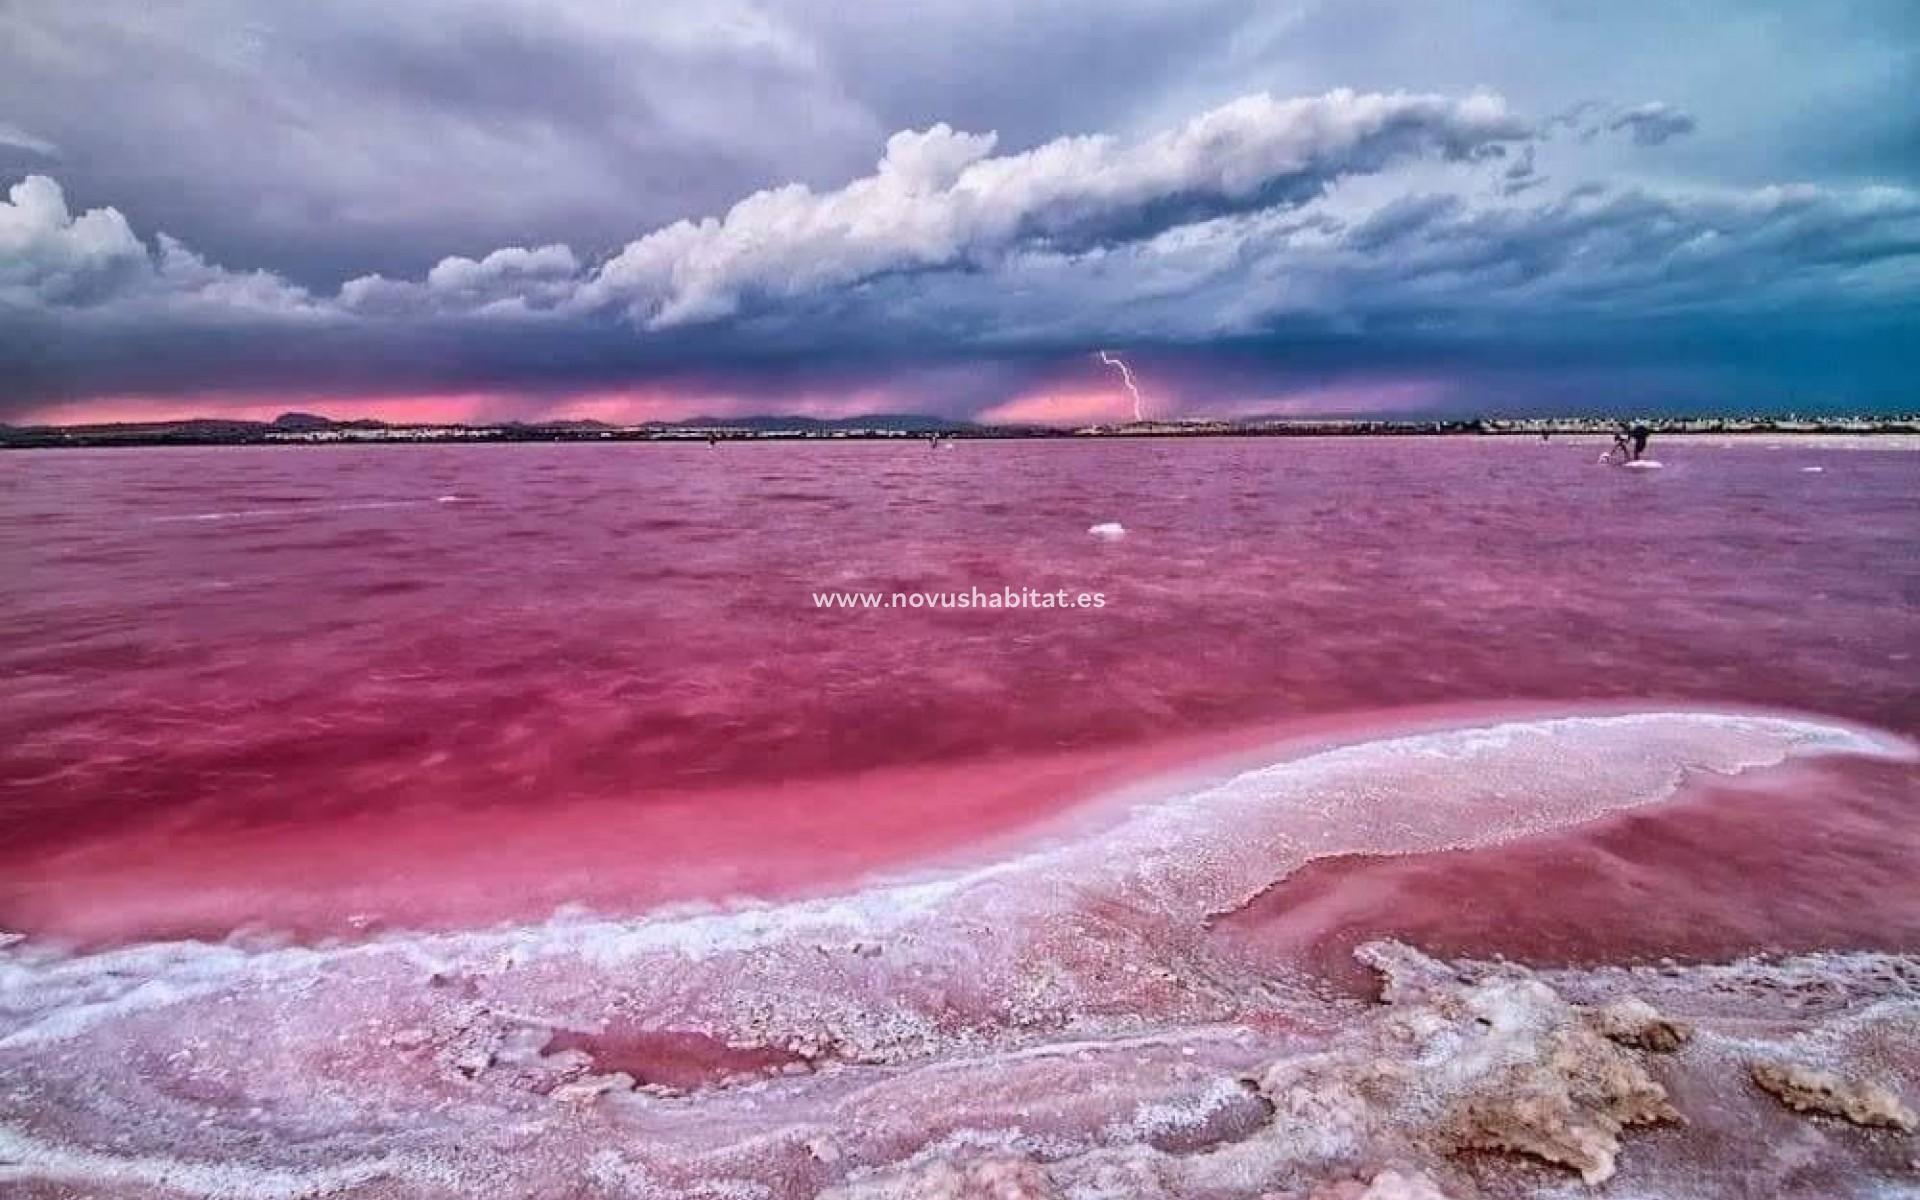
[0,710,1910,1199]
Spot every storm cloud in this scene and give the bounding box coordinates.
[1607,103,1698,148]
[1,0,1916,421]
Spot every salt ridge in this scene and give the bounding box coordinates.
[1,710,1912,1199]
[1,710,1904,1049]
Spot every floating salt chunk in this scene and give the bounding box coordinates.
[1801,466,1824,473]
[1088,522,1127,539]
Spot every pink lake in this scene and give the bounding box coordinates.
[1,437,1914,1200]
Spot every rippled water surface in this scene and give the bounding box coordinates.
[0,437,1914,1199]
[4,437,1914,937]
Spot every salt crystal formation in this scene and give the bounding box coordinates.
[1354,942,1683,1185]
[733,943,1916,1199]
[1306,1169,1461,1200]
[1749,1060,1917,1131]
[1,712,1913,1199]
[1584,997,1694,1053]
[823,1155,1064,1199]
[3,932,1915,1199]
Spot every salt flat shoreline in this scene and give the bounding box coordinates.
[3,709,1912,1200]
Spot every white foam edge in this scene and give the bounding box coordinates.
[0,710,1908,1051]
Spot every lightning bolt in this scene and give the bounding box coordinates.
[1096,350,1146,422]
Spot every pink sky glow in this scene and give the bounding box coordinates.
[16,387,912,429]
[17,374,1450,429]
[981,376,1447,426]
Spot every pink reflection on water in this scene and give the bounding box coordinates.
[0,437,1914,956]
[2,437,1916,1200]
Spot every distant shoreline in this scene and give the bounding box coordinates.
[4,415,1917,450]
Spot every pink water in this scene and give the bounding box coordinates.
[1,438,1915,1198]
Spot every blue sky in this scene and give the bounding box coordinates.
[1,0,1915,423]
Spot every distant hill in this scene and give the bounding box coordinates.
[271,411,336,432]
[273,412,390,431]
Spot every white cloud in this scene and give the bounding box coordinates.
[577,89,1532,327]
[343,243,583,316]
[152,234,318,315]
[794,177,1920,351]
[0,174,314,314]
[424,244,578,292]
[0,175,148,303]
[4,87,1525,327]
[3,87,1913,370]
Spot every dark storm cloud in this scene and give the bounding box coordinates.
[1,88,1534,316]
[0,123,58,158]
[10,0,1907,284]
[1607,104,1697,148]
[5,156,1916,416]
[0,0,1273,286]
[574,90,1530,328]
[1342,195,1466,253]
[0,1,885,284]
[0,87,1536,407]
[1,1,1918,419]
